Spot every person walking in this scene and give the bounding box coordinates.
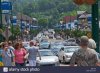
[70,36,98,66]
[14,42,27,67]
[88,38,100,66]
[2,42,15,66]
[27,41,41,66]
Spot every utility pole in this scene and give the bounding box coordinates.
[0,0,3,42]
[92,0,99,53]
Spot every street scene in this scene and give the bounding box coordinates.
[0,0,100,67]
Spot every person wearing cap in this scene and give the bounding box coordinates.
[70,36,98,66]
[27,41,41,66]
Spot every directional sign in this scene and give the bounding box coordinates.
[1,1,12,10]
[2,29,12,40]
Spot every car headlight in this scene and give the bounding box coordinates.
[55,59,59,62]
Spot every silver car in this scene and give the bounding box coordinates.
[39,42,50,49]
[58,46,80,63]
[36,49,59,66]
[50,42,64,56]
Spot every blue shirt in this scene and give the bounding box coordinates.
[28,46,39,60]
[2,49,14,66]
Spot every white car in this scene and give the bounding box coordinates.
[58,46,80,63]
[50,42,64,56]
[65,38,78,46]
[36,49,59,66]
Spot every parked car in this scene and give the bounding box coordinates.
[58,46,80,63]
[36,49,59,66]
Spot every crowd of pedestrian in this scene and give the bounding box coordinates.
[0,35,100,67]
[0,40,41,67]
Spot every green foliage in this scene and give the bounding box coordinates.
[14,0,100,28]
[30,29,40,36]
[38,18,48,28]
[55,29,87,38]
[10,25,20,36]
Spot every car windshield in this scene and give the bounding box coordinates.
[41,39,48,42]
[40,43,49,47]
[54,42,63,46]
[64,47,79,52]
[40,51,54,56]
[67,39,76,42]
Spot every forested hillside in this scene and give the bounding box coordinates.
[13,0,100,27]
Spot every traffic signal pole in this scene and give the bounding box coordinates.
[92,1,99,53]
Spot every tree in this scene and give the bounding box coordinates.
[14,0,96,28]
[38,18,48,28]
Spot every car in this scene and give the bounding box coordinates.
[65,38,76,43]
[65,38,78,46]
[63,41,78,46]
[39,42,50,49]
[58,46,80,63]
[50,42,64,56]
[40,38,49,42]
[36,49,59,66]
[51,46,63,56]
[48,34,54,39]
[56,35,62,40]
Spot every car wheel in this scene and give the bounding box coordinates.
[63,56,66,63]
[36,63,40,66]
[59,60,61,63]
